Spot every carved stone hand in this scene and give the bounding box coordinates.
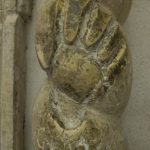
[33,0,132,149]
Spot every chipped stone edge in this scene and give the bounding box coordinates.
[0,0,33,150]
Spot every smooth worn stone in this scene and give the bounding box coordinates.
[100,0,132,23]
[0,0,33,149]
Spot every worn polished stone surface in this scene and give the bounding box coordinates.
[25,0,150,150]
[32,0,132,149]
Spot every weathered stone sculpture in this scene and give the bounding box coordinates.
[32,0,132,149]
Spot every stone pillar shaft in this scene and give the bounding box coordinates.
[0,0,32,150]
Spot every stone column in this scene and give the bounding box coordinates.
[0,0,32,150]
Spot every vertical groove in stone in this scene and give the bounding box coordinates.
[0,0,33,150]
[0,0,4,149]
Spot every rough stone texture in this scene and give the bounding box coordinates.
[0,0,3,148]
[25,0,150,150]
[0,0,32,150]
[32,0,132,149]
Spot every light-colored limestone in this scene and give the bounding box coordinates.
[123,0,150,149]
[0,13,25,150]
[0,0,32,150]
[0,1,138,149]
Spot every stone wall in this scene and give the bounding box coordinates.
[1,0,150,150]
[123,0,150,149]
[0,0,32,150]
